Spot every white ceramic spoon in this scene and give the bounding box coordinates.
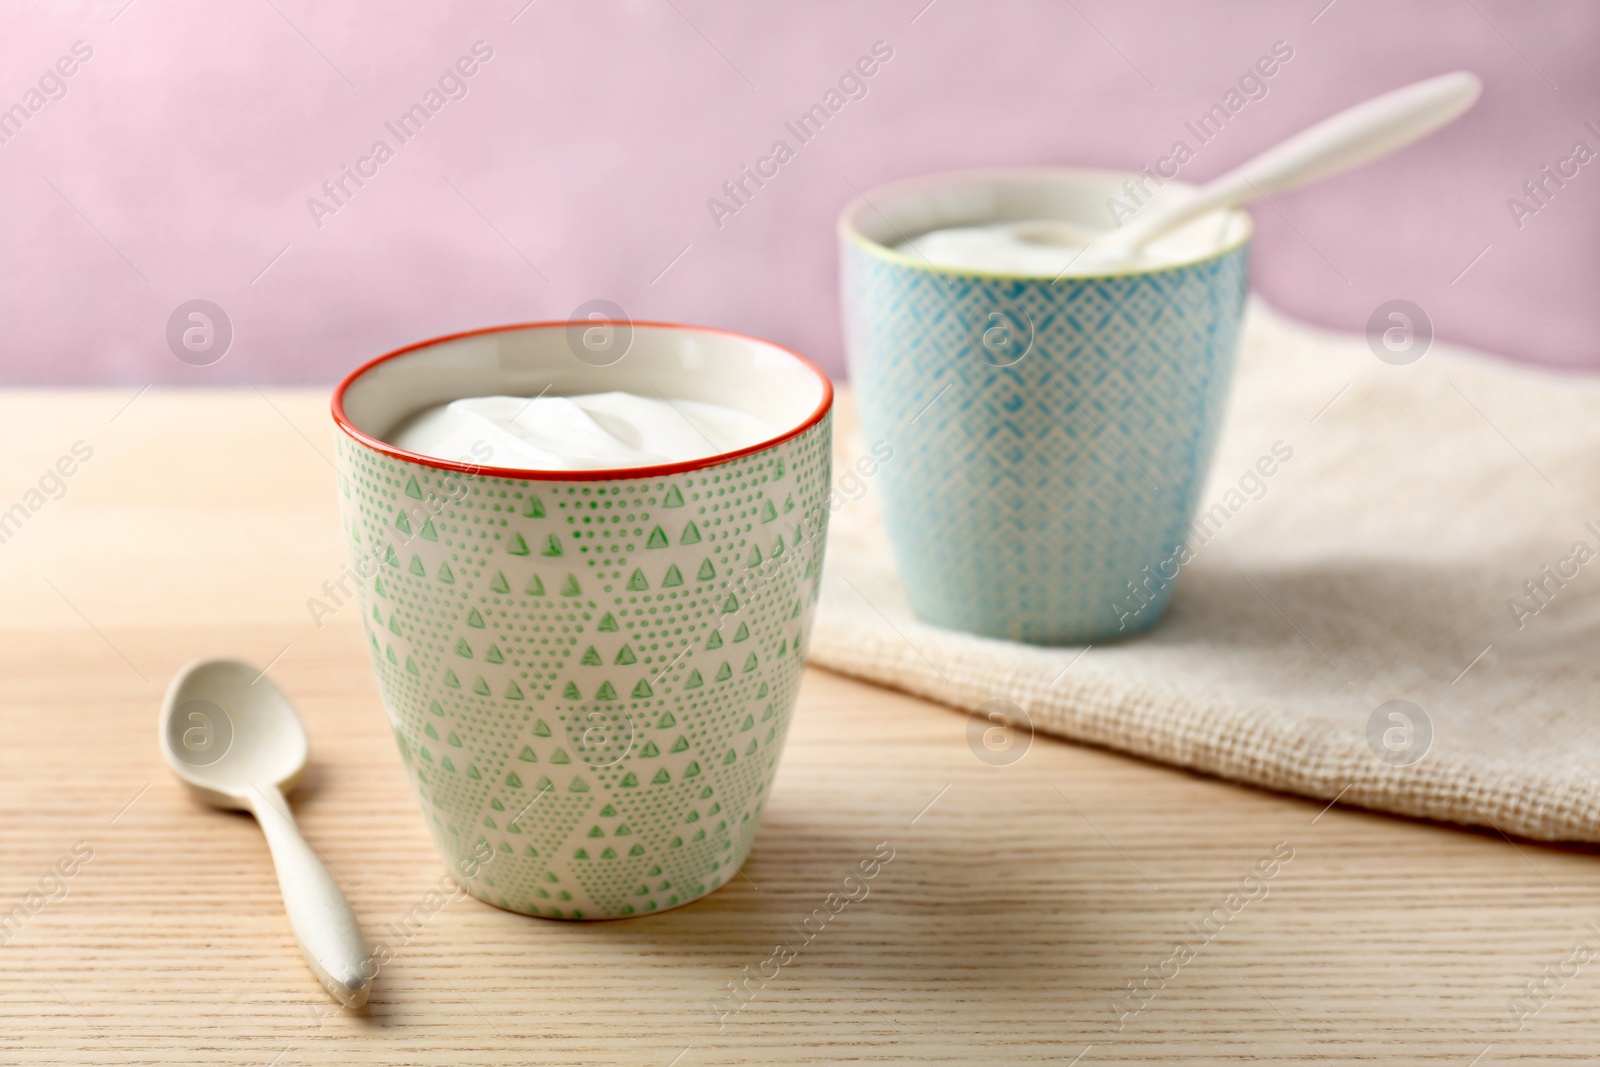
[160,658,371,1008]
[1015,70,1482,265]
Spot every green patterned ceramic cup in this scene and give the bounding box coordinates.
[331,322,833,919]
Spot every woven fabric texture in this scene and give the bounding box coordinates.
[812,302,1600,842]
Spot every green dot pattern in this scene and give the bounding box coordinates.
[335,416,831,918]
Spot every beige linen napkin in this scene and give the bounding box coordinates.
[811,300,1600,842]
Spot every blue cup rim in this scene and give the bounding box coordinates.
[838,166,1253,282]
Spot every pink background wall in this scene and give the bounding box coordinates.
[2,0,1596,385]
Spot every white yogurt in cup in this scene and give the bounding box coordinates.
[390,392,777,471]
[896,210,1240,277]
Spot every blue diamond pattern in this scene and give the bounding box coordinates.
[842,241,1249,643]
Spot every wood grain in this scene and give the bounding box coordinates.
[1,388,1596,1065]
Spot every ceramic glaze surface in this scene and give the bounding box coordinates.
[334,416,831,918]
[842,194,1248,644]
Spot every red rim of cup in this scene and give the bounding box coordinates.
[331,320,835,483]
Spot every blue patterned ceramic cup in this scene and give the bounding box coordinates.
[840,168,1251,644]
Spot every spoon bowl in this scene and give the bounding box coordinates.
[160,657,371,1008]
[161,658,306,807]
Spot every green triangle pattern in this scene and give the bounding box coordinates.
[335,410,829,917]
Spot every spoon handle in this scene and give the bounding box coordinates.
[248,785,372,1008]
[1119,71,1482,248]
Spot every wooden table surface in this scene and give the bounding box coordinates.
[2,388,1597,1066]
